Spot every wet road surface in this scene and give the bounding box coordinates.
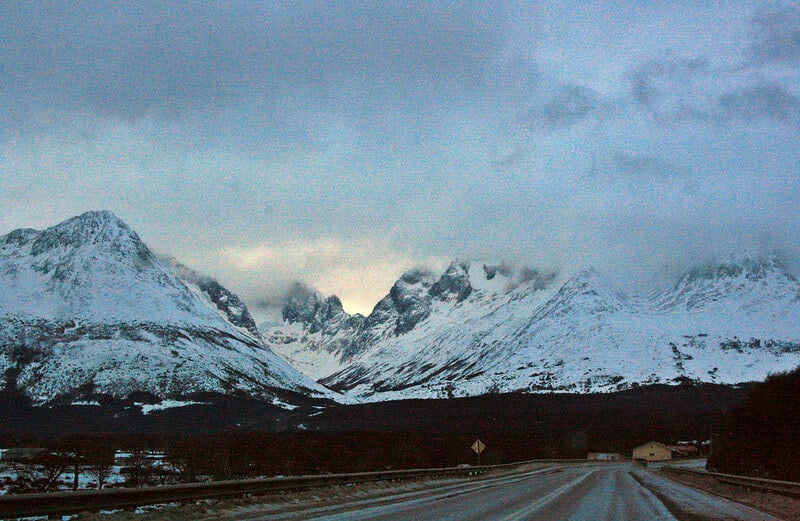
[259,463,779,521]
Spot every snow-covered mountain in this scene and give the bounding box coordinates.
[0,211,330,405]
[8,210,795,407]
[266,258,800,401]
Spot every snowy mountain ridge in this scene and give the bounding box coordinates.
[0,211,331,405]
[266,257,800,401]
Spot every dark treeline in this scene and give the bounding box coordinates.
[304,383,749,463]
[0,383,750,481]
[708,367,800,480]
[1,431,525,481]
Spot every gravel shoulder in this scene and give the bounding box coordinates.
[655,469,800,521]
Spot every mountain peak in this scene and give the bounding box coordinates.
[430,260,472,302]
[657,253,800,311]
[283,282,324,324]
[30,210,144,257]
[1,212,331,404]
[55,210,129,234]
[681,255,790,285]
[282,282,349,334]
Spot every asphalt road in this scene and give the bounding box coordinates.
[262,464,780,521]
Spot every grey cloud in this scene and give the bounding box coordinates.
[526,84,602,130]
[626,52,800,127]
[610,153,682,182]
[750,3,800,64]
[2,1,799,313]
[0,1,505,120]
[718,82,800,124]
[628,56,712,122]
[1,2,246,118]
[584,153,694,199]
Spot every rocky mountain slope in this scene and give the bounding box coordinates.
[0,211,330,406]
[266,258,800,401]
[165,257,263,340]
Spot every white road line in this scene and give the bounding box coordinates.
[495,469,595,521]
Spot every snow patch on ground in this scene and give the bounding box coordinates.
[139,400,210,415]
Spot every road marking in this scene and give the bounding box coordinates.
[496,470,595,521]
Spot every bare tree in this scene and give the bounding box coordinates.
[36,454,69,492]
[210,453,232,481]
[69,452,83,491]
[81,439,116,490]
[122,451,153,488]
[87,460,112,490]
[8,454,69,493]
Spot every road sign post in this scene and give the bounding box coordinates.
[471,439,486,466]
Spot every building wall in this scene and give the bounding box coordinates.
[632,442,672,462]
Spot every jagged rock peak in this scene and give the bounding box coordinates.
[390,268,436,309]
[430,260,472,302]
[398,268,437,285]
[282,282,348,333]
[283,282,323,324]
[386,268,436,334]
[481,262,558,291]
[318,295,346,321]
[680,254,792,285]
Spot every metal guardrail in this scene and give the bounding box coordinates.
[0,458,599,519]
[662,465,800,498]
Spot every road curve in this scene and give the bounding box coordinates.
[260,463,780,521]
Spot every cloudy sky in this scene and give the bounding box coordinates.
[1,1,798,318]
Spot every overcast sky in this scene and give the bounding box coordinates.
[1,1,799,317]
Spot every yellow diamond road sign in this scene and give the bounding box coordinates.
[471,439,486,454]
